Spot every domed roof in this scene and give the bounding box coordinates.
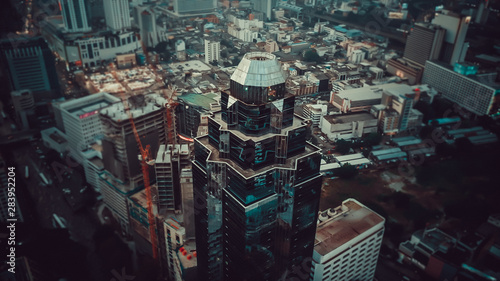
[230,52,287,87]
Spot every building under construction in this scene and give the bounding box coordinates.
[99,93,168,236]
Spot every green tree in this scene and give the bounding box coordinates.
[363,133,382,147]
[335,139,352,154]
[336,163,358,179]
[303,49,322,63]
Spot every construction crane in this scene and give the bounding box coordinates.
[164,84,179,144]
[121,95,159,260]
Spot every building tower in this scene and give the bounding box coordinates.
[104,0,131,31]
[403,23,445,67]
[193,52,323,281]
[173,0,217,15]
[204,39,220,65]
[60,0,92,33]
[0,37,60,98]
[431,10,470,65]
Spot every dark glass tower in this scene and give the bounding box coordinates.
[193,52,322,281]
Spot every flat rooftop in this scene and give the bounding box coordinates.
[178,93,219,110]
[323,112,376,124]
[314,199,384,256]
[337,83,413,101]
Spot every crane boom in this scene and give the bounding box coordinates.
[122,95,158,260]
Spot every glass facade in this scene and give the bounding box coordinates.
[193,53,322,281]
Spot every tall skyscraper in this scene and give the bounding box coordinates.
[204,39,220,64]
[104,0,132,31]
[0,37,60,98]
[403,23,445,67]
[60,0,92,33]
[431,10,470,65]
[193,52,323,280]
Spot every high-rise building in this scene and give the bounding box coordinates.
[204,39,220,64]
[0,37,60,98]
[58,92,120,164]
[173,0,217,15]
[422,60,500,116]
[104,0,132,31]
[193,52,323,280]
[251,0,277,21]
[99,93,168,235]
[431,10,470,65]
[310,199,385,281]
[133,6,158,48]
[60,0,92,33]
[403,23,445,67]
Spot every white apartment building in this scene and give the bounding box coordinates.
[58,92,120,164]
[303,104,328,127]
[204,39,220,64]
[310,199,385,281]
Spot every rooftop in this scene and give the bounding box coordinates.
[314,199,385,256]
[323,112,376,124]
[231,52,287,87]
[337,83,414,101]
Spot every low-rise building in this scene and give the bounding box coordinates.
[320,112,378,140]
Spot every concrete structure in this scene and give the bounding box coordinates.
[193,52,322,280]
[403,23,445,67]
[41,127,68,154]
[60,0,91,33]
[41,17,141,68]
[204,39,220,64]
[422,61,500,116]
[331,83,413,113]
[311,199,385,281]
[58,92,120,164]
[100,93,167,187]
[0,37,60,97]
[155,144,191,212]
[11,90,35,130]
[303,104,328,127]
[431,10,471,65]
[320,112,378,140]
[386,58,424,85]
[104,0,131,31]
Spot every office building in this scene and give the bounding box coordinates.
[10,90,35,130]
[193,52,322,280]
[320,112,378,140]
[0,37,60,97]
[133,6,159,48]
[403,23,445,66]
[310,199,385,281]
[431,10,470,65]
[303,104,328,127]
[251,0,277,21]
[204,39,220,64]
[104,0,131,31]
[58,92,120,164]
[173,0,217,16]
[60,0,92,33]
[422,61,500,116]
[386,58,424,85]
